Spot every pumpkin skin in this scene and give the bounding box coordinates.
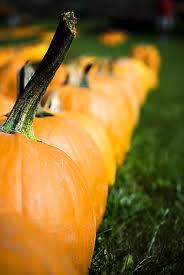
[61,60,139,129]
[56,84,131,165]
[0,47,16,67]
[20,43,49,63]
[87,71,139,128]
[56,111,116,185]
[48,65,69,91]
[0,132,96,274]
[33,115,108,227]
[112,58,157,104]
[0,94,15,116]
[132,44,161,73]
[44,65,69,103]
[0,57,25,100]
[79,61,140,150]
[0,213,78,275]
[99,30,128,46]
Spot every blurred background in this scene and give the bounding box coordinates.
[0,0,184,31]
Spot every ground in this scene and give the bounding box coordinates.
[0,17,184,275]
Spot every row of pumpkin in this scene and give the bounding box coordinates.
[0,12,160,275]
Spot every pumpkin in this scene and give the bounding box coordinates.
[0,12,96,274]
[99,30,128,46]
[0,57,25,100]
[0,47,16,67]
[34,115,108,227]
[40,31,55,44]
[43,85,116,185]
[0,212,78,275]
[132,44,161,73]
[112,57,157,104]
[53,82,130,165]
[0,131,96,274]
[20,43,50,63]
[57,111,116,185]
[59,60,139,130]
[80,64,138,162]
[65,57,109,87]
[47,64,69,92]
[85,63,139,128]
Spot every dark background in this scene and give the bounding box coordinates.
[0,0,184,19]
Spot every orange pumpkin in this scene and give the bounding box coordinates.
[56,81,131,165]
[132,44,161,73]
[46,64,69,96]
[86,65,139,128]
[99,30,128,46]
[0,12,96,274]
[57,111,116,185]
[0,213,78,275]
[80,64,138,162]
[60,60,139,130]
[34,115,108,227]
[0,47,16,67]
[0,57,25,100]
[20,42,50,63]
[0,132,96,274]
[112,57,157,104]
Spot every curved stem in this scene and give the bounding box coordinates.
[2,11,77,138]
[18,63,53,118]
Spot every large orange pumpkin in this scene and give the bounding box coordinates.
[0,213,79,275]
[33,115,108,227]
[0,132,96,274]
[0,12,96,274]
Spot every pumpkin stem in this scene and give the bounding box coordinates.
[80,63,93,88]
[18,63,53,118]
[1,11,77,138]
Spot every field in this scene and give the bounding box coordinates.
[1,18,184,275]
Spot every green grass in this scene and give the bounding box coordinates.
[1,19,184,274]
